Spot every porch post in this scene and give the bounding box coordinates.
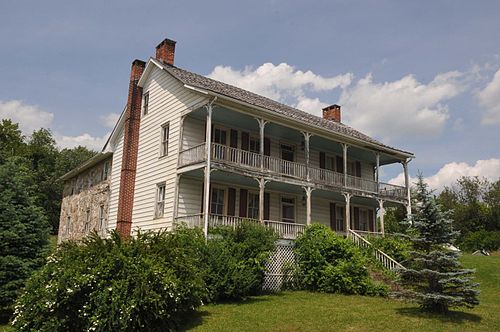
[303,186,313,226]
[203,102,214,238]
[375,152,380,184]
[256,118,268,171]
[258,178,267,223]
[173,173,182,224]
[176,115,187,168]
[342,143,348,187]
[402,159,412,220]
[302,132,312,181]
[343,192,351,236]
[378,199,385,235]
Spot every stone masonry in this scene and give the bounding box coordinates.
[58,157,112,243]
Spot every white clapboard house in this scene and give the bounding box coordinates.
[58,37,414,251]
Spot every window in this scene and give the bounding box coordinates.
[84,209,91,233]
[98,205,105,231]
[249,137,260,154]
[101,161,110,181]
[143,92,149,115]
[336,206,345,231]
[210,188,225,215]
[155,183,166,218]
[247,192,259,219]
[213,128,227,145]
[160,123,169,157]
[281,197,295,223]
[66,216,71,235]
[347,160,356,176]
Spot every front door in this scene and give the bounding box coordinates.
[281,197,295,223]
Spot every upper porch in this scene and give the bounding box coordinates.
[176,103,411,204]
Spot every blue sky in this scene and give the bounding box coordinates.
[1,0,499,189]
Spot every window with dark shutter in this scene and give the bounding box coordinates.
[227,188,236,216]
[264,192,270,220]
[319,152,326,169]
[241,132,250,151]
[239,189,248,217]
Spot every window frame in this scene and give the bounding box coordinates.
[143,92,149,116]
[160,122,169,157]
[155,182,166,218]
[210,187,226,215]
[247,192,260,220]
[98,204,105,231]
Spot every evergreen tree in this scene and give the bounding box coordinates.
[0,157,50,322]
[398,174,480,313]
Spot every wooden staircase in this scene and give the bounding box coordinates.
[348,230,406,271]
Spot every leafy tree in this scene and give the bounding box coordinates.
[0,119,26,164]
[55,146,97,179]
[0,157,50,322]
[384,205,409,234]
[398,175,480,313]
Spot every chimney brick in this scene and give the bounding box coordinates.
[322,104,341,122]
[116,59,145,239]
[155,38,176,66]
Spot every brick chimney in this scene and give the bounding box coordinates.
[322,104,341,122]
[155,38,176,65]
[116,59,146,239]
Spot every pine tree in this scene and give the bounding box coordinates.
[398,174,480,313]
[0,157,50,322]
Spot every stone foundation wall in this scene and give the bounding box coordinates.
[58,158,112,243]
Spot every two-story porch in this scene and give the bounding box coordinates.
[172,101,412,239]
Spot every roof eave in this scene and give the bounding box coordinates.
[59,152,113,181]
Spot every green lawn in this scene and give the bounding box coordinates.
[2,254,498,331]
[183,254,500,331]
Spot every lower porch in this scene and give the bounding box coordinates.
[174,169,399,239]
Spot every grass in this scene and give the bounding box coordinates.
[1,254,497,331]
[182,254,500,331]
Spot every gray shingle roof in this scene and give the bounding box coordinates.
[163,64,412,156]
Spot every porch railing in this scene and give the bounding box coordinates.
[178,143,205,167]
[378,182,407,200]
[309,167,344,187]
[262,155,307,179]
[264,220,307,239]
[178,143,407,201]
[174,213,306,239]
[348,230,405,271]
[346,174,378,193]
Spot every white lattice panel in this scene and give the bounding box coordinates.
[263,241,296,292]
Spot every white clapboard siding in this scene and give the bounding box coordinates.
[107,127,124,232]
[131,66,207,233]
[177,177,203,216]
[182,117,205,150]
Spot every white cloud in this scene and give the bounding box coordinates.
[388,158,500,192]
[0,99,54,133]
[100,112,120,128]
[476,68,500,125]
[55,132,110,151]
[0,99,110,151]
[208,62,353,111]
[295,96,328,116]
[338,72,464,142]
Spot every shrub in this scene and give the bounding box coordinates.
[366,235,412,263]
[12,228,207,331]
[461,230,500,252]
[204,221,277,302]
[292,224,387,296]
